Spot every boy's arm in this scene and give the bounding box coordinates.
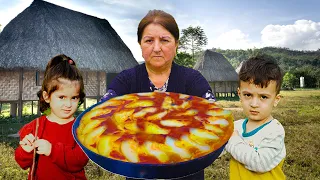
[15,122,35,169]
[49,142,88,172]
[225,130,285,173]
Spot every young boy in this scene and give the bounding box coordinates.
[225,55,286,179]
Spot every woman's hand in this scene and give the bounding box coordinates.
[34,139,52,156]
[19,133,36,153]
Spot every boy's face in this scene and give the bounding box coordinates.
[238,80,281,122]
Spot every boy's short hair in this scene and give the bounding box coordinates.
[239,54,283,94]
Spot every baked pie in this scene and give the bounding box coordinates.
[77,92,233,164]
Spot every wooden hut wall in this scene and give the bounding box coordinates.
[209,81,238,97]
[0,69,109,117]
[83,71,106,99]
[0,70,20,101]
[99,72,107,97]
[22,70,41,100]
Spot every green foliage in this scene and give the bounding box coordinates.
[179,26,208,61]
[214,47,320,88]
[174,52,195,68]
[283,72,295,88]
[291,65,319,88]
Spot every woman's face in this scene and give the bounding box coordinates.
[140,23,178,69]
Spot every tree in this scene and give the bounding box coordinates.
[174,52,194,68]
[179,26,208,62]
[310,68,320,88]
[282,72,295,88]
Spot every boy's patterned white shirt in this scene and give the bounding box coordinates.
[225,119,286,173]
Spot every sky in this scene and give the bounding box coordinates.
[0,0,320,62]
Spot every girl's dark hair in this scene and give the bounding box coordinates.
[37,54,85,112]
[137,9,179,43]
[239,54,283,94]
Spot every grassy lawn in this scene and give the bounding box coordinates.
[0,90,319,179]
[0,98,98,117]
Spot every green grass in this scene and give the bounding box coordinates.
[0,103,10,117]
[0,98,98,118]
[1,90,320,179]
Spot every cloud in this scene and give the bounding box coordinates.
[108,18,144,62]
[212,29,259,50]
[101,0,174,11]
[0,0,32,28]
[261,20,320,50]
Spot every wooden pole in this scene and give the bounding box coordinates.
[97,71,100,102]
[31,101,34,115]
[225,82,227,98]
[18,69,23,120]
[213,82,216,98]
[10,102,17,117]
[83,98,87,110]
[37,100,41,116]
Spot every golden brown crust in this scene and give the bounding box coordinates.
[77,92,234,164]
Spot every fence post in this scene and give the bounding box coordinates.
[18,69,23,120]
[31,101,33,115]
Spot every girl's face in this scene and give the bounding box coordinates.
[43,78,80,123]
[238,80,281,124]
[140,23,178,69]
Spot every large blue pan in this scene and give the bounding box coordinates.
[72,99,227,179]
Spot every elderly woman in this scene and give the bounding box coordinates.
[101,10,215,180]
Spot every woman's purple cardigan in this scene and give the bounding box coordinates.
[106,62,213,98]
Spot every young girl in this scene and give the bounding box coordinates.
[15,54,88,180]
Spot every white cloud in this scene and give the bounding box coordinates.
[101,0,174,11]
[107,18,144,62]
[0,0,32,28]
[102,0,139,7]
[261,20,320,50]
[212,29,259,50]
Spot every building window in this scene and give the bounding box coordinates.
[36,71,44,86]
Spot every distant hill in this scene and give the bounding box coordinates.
[212,47,320,88]
[213,47,320,71]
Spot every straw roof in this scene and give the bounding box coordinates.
[0,0,138,72]
[194,50,238,82]
[236,61,244,74]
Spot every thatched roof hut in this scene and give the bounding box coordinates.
[0,0,138,117]
[194,50,238,97]
[0,0,137,71]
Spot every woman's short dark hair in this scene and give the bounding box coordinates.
[137,9,179,44]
